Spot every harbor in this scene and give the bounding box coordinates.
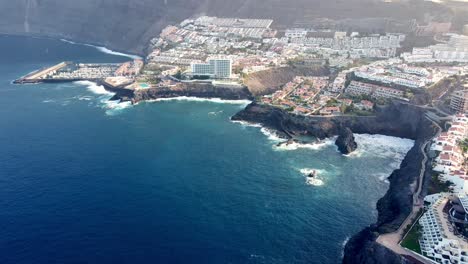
[13,60,143,85]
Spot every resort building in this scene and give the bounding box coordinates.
[191,58,232,79]
[419,194,468,264]
[402,34,468,63]
[345,81,405,100]
[451,90,468,114]
[346,81,373,97]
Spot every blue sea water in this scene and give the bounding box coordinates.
[0,35,414,264]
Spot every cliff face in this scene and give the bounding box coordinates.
[231,102,427,140]
[0,0,451,54]
[232,101,438,263]
[110,83,253,103]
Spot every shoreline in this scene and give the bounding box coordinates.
[10,34,439,262]
[231,101,439,263]
[17,75,433,263]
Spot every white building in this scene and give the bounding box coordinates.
[402,34,468,63]
[418,194,468,264]
[191,58,232,79]
[451,90,468,114]
[345,81,405,100]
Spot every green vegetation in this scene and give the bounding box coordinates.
[325,98,338,107]
[459,138,468,155]
[428,172,453,195]
[172,70,182,80]
[401,208,425,254]
[341,104,353,114]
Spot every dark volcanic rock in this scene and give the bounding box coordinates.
[232,101,428,140]
[335,127,357,154]
[232,101,438,264]
[110,82,253,103]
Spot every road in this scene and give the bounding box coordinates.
[376,113,443,263]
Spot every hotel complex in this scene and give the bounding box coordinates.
[191,58,232,79]
[451,90,468,114]
[402,34,468,63]
[345,81,405,100]
[413,114,468,263]
[419,193,468,264]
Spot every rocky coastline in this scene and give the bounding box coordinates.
[231,101,438,263]
[75,74,436,263]
[106,82,254,104]
[335,127,358,155]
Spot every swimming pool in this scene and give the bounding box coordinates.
[139,83,150,89]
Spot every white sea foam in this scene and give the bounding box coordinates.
[208,110,223,116]
[376,173,391,184]
[230,120,262,128]
[74,81,114,95]
[260,127,284,142]
[150,96,251,105]
[102,100,133,116]
[90,45,142,60]
[274,138,336,151]
[299,168,325,186]
[77,96,93,101]
[74,80,132,115]
[59,38,77,45]
[348,134,414,183]
[350,134,414,162]
[60,38,141,59]
[341,236,351,258]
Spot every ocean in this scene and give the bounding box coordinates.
[0,35,414,264]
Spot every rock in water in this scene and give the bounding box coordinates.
[335,127,357,154]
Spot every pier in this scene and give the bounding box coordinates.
[13,61,137,85]
[14,62,70,84]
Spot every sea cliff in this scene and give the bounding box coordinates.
[231,101,438,263]
[107,82,254,103]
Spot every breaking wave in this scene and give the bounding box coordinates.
[60,38,141,59]
[260,127,284,142]
[74,80,132,115]
[230,120,262,128]
[274,138,336,151]
[299,168,325,186]
[349,134,414,163]
[74,81,113,95]
[149,96,251,105]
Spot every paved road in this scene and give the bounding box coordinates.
[376,114,443,263]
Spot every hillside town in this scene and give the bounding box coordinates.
[138,16,468,264]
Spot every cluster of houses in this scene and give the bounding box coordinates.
[432,115,468,193]
[345,81,406,101]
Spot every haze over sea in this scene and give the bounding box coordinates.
[0,35,414,264]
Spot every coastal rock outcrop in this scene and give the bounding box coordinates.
[335,127,357,154]
[232,100,438,264]
[231,101,427,140]
[109,82,253,103]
